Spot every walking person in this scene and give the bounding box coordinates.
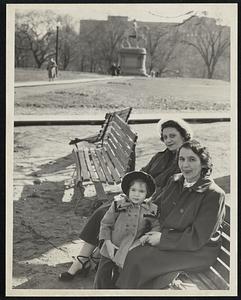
[47,58,57,81]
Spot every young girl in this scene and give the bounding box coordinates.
[94,171,160,289]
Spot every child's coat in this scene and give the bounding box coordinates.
[99,194,160,268]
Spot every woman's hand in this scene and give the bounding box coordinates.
[105,240,118,259]
[141,231,162,246]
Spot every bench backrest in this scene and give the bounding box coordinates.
[103,114,137,178]
[196,176,230,290]
[97,107,132,143]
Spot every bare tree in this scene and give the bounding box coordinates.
[99,18,128,70]
[79,22,103,72]
[144,24,180,76]
[180,16,230,79]
[15,10,58,68]
[57,15,79,70]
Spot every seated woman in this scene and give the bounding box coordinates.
[59,118,193,281]
[115,139,226,289]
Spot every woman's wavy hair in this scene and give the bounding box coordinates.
[178,139,213,176]
[157,118,193,142]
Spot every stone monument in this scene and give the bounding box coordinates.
[118,19,148,76]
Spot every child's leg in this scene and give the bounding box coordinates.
[94,256,116,289]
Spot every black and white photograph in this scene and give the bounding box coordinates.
[6,3,237,297]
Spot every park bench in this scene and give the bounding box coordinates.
[69,107,132,146]
[72,114,137,210]
[171,176,230,290]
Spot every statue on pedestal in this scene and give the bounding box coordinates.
[121,19,146,48]
[119,19,148,76]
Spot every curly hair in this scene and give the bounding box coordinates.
[178,139,213,176]
[157,118,193,142]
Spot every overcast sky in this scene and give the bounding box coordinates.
[13,3,236,27]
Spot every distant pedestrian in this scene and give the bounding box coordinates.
[150,70,155,78]
[47,58,57,81]
[110,63,117,76]
[116,65,121,76]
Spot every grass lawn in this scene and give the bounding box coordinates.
[15,69,230,115]
[15,68,107,82]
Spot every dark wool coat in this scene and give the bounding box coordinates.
[141,149,179,192]
[116,174,226,289]
[99,195,160,268]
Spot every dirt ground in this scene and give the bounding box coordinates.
[12,121,230,291]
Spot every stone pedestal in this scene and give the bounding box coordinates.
[118,47,147,76]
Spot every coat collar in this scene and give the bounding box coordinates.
[124,197,152,209]
[173,173,213,193]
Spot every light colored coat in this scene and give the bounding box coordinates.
[99,194,160,268]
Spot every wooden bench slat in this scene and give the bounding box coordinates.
[204,267,229,290]
[218,247,230,267]
[84,148,99,181]
[221,234,230,252]
[222,221,230,236]
[90,149,107,182]
[76,149,90,181]
[211,258,230,283]
[101,150,122,183]
[114,107,132,122]
[95,149,114,184]
[109,130,132,162]
[111,123,134,155]
[100,108,132,143]
[195,272,218,289]
[224,205,230,223]
[73,149,82,182]
[187,273,209,290]
[115,121,137,145]
[105,133,129,169]
[104,143,126,178]
[113,114,137,141]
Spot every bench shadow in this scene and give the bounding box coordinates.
[27,153,74,177]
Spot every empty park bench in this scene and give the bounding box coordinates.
[72,114,137,210]
[69,107,132,146]
[171,175,230,290]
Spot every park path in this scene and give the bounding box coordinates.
[15,75,135,88]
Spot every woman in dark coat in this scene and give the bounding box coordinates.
[115,139,226,289]
[59,118,193,280]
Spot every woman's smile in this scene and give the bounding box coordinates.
[178,147,202,183]
[162,127,185,152]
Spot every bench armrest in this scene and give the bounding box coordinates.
[69,134,99,145]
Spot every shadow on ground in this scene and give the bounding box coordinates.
[14,261,95,289]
